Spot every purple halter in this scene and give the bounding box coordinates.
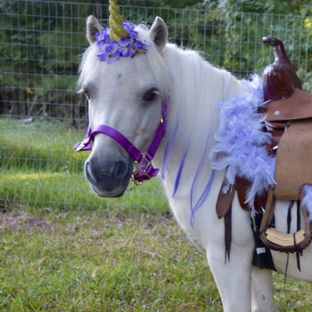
[75,100,167,184]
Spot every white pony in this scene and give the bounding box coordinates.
[77,16,312,311]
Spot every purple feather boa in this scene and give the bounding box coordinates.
[211,75,275,214]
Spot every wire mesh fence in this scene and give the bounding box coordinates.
[1,0,312,210]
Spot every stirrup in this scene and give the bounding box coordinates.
[260,186,312,253]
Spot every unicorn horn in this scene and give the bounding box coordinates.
[109,0,127,41]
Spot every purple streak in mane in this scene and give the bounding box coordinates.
[172,149,187,197]
[189,140,218,227]
[161,120,218,225]
[190,166,217,227]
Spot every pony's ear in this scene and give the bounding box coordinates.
[149,17,168,52]
[86,15,104,45]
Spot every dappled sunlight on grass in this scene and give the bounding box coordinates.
[1,170,169,214]
[1,118,168,214]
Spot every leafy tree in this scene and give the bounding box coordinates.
[119,0,203,9]
[196,0,312,91]
[213,0,312,15]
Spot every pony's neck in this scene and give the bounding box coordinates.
[155,45,245,197]
[158,45,244,164]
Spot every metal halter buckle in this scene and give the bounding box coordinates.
[131,155,153,185]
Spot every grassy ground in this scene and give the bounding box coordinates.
[1,118,312,311]
[0,208,221,311]
[0,118,167,212]
[1,207,312,311]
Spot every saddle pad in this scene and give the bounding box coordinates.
[274,118,312,200]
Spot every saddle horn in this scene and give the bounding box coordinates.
[262,36,302,101]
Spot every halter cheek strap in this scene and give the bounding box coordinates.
[75,100,167,184]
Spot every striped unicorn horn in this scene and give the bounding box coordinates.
[108,0,127,41]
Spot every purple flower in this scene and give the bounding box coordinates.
[117,38,130,56]
[136,40,151,53]
[123,23,138,39]
[95,28,110,44]
[119,37,129,47]
[135,40,143,49]
[105,52,121,64]
[96,51,106,61]
[128,44,138,57]
[97,41,110,54]
[94,22,151,64]
[106,41,121,54]
[120,46,130,57]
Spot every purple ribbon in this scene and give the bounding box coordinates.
[75,100,167,184]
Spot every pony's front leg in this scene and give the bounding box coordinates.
[251,266,275,312]
[206,244,253,312]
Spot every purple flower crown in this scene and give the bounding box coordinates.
[95,22,151,64]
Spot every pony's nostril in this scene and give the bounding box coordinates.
[85,162,97,184]
[113,160,128,180]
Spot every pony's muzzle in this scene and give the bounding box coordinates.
[84,156,132,197]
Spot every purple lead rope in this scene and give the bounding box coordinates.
[75,100,167,184]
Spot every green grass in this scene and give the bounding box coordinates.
[1,118,312,311]
[0,118,85,173]
[1,208,312,311]
[0,171,168,213]
[0,119,168,213]
[0,209,222,311]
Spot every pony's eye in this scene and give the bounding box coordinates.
[145,90,159,102]
[83,90,91,100]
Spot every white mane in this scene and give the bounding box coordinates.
[147,34,245,208]
[158,44,243,162]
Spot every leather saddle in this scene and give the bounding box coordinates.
[260,89,312,253]
[217,37,312,253]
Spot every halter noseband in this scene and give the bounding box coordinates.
[75,100,167,184]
